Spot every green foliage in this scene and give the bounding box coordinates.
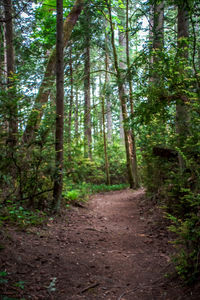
[139,95,200,283]
[33,3,57,50]
[0,202,46,227]
[0,75,55,210]
[0,0,199,286]
[168,210,200,284]
[62,181,129,208]
[65,190,80,201]
[136,19,200,281]
[90,183,129,193]
[63,189,81,206]
[0,271,8,284]
[0,271,26,299]
[63,138,128,185]
[65,156,105,184]
[14,281,25,290]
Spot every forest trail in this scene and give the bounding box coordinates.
[0,189,197,299]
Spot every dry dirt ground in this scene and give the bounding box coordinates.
[0,189,200,299]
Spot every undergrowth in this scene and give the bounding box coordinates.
[0,182,129,227]
[62,182,129,207]
[0,201,47,228]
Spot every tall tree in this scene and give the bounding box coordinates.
[150,0,164,80]
[3,0,17,146]
[106,0,135,188]
[67,45,73,160]
[117,0,139,188]
[0,6,8,137]
[0,5,4,83]
[126,0,139,187]
[105,27,113,142]
[84,35,92,159]
[74,88,79,138]
[118,6,126,145]
[152,0,164,50]
[23,0,84,144]
[101,48,111,185]
[101,91,111,185]
[176,1,190,170]
[52,0,64,212]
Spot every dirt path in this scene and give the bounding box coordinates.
[0,189,198,299]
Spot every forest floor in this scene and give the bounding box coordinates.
[1,189,200,300]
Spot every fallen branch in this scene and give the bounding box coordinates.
[21,188,53,201]
[118,287,139,300]
[80,282,100,294]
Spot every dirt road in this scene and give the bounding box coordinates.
[0,189,198,299]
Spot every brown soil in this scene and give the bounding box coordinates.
[0,189,199,299]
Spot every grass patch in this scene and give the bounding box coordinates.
[90,183,129,193]
[62,181,129,207]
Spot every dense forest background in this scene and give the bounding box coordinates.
[0,0,200,283]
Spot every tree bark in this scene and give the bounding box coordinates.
[151,0,164,81]
[153,0,164,50]
[67,45,73,160]
[176,2,190,170]
[119,107,125,143]
[75,88,79,138]
[0,14,4,82]
[52,0,64,212]
[99,73,103,137]
[102,93,110,185]
[3,0,17,146]
[107,0,135,188]
[106,98,112,142]
[23,0,84,144]
[105,28,112,142]
[118,0,139,188]
[84,37,92,159]
[118,13,126,146]
[126,0,139,187]
[0,11,9,137]
[91,76,97,142]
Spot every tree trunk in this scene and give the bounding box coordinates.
[118,16,126,146]
[67,45,73,160]
[99,73,103,137]
[105,29,112,142]
[151,0,164,81]
[102,93,111,185]
[0,13,4,82]
[91,76,97,142]
[176,2,190,170]
[107,98,112,142]
[119,84,135,188]
[52,0,64,212]
[23,0,84,144]
[118,1,138,188]
[101,43,111,185]
[75,88,79,138]
[126,0,139,188]
[153,0,164,50]
[3,0,17,146]
[84,37,92,159]
[107,0,135,188]
[0,12,9,137]
[119,107,124,143]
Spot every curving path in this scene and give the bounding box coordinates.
[0,189,197,299]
